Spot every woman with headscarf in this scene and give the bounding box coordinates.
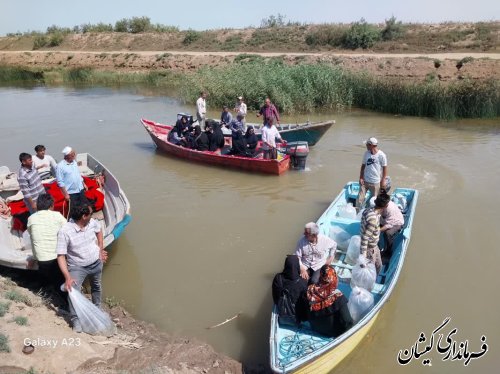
[244,126,258,156]
[208,120,225,152]
[193,125,209,151]
[306,265,353,337]
[272,255,309,325]
[229,130,248,157]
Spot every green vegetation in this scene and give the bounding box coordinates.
[0,301,11,317]
[4,290,32,306]
[348,73,499,119]
[381,16,405,41]
[104,296,122,308]
[343,18,381,49]
[0,333,10,353]
[12,316,28,325]
[180,61,355,113]
[0,64,498,120]
[48,32,64,47]
[33,35,48,50]
[180,61,499,119]
[305,25,346,47]
[183,30,201,45]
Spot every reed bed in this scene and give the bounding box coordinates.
[1,64,498,119]
[181,62,500,119]
[180,62,354,114]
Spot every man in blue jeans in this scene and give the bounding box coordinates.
[56,202,107,332]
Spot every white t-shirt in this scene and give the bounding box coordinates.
[196,97,206,116]
[235,102,247,117]
[362,149,387,184]
[261,125,281,149]
[32,154,57,177]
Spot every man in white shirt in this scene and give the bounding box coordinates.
[261,122,283,160]
[356,137,388,209]
[32,145,57,180]
[295,222,337,284]
[196,91,207,129]
[234,96,247,128]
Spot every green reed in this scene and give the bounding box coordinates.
[180,61,354,114]
[1,64,498,119]
[182,61,499,119]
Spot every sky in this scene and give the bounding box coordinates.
[0,0,499,35]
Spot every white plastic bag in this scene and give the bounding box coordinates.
[350,255,376,291]
[345,235,361,265]
[348,286,374,323]
[330,226,351,251]
[394,193,407,213]
[65,286,116,336]
[22,230,32,251]
[338,203,357,220]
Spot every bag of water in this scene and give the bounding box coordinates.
[330,226,351,251]
[63,285,116,336]
[348,286,374,323]
[350,254,376,291]
[345,235,361,265]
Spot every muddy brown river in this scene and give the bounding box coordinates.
[1,85,499,373]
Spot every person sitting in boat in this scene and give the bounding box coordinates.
[378,192,404,258]
[207,120,225,152]
[229,114,245,136]
[244,126,258,156]
[360,194,387,274]
[306,265,353,337]
[220,105,233,128]
[272,255,309,325]
[169,115,193,147]
[228,130,248,157]
[295,222,337,284]
[193,125,210,151]
[32,145,57,180]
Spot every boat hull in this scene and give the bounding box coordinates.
[270,182,418,372]
[0,153,131,270]
[142,119,291,175]
[294,313,378,373]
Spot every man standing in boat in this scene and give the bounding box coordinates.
[360,195,386,274]
[234,96,247,129]
[17,153,46,213]
[257,97,280,127]
[196,91,207,129]
[356,137,388,209]
[295,222,337,284]
[56,202,107,332]
[56,146,86,206]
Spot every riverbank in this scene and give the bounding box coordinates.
[0,272,243,374]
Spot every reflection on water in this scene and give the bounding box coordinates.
[1,86,500,372]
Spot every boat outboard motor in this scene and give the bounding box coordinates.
[285,141,309,170]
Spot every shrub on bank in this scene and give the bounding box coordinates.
[343,18,381,49]
[32,35,48,50]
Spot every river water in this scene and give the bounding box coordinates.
[0,85,499,373]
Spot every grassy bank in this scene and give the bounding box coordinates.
[180,61,500,119]
[1,64,498,119]
[0,65,181,86]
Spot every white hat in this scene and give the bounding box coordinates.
[237,96,243,100]
[363,137,378,146]
[369,196,376,208]
[62,146,72,156]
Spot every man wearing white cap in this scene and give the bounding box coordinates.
[234,96,247,129]
[356,137,388,209]
[56,147,86,205]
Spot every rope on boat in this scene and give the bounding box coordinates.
[278,330,331,370]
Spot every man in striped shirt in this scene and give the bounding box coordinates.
[360,195,388,274]
[17,153,46,213]
[57,202,107,332]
